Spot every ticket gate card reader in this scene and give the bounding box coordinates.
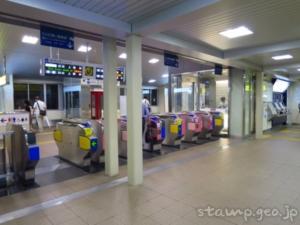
[159,114,183,147]
[143,115,163,152]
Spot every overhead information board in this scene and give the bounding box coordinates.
[41,58,125,83]
[43,59,83,78]
[40,26,74,50]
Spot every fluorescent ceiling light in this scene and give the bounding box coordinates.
[0,75,7,86]
[119,53,127,59]
[162,74,169,78]
[148,79,156,83]
[22,35,38,44]
[78,45,92,52]
[272,55,293,60]
[219,26,253,39]
[149,58,159,64]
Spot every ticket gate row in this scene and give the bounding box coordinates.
[117,111,224,156]
[52,111,224,170]
[0,124,40,186]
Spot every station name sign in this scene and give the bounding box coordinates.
[40,58,125,83]
[40,26,74,50]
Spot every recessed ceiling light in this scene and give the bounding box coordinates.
[119,53,127,59]
[148,79,156,83]
[297,68,300,72]
[272,55,293,60]
[219,26,253,39]
[78,45,92,52]
[22,35,38,44]
[149,58,159,64]
[162,74,169,78]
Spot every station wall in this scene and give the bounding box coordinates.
[288,82,300,124]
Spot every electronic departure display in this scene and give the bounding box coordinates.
[95,67,125,83]
[44,61,83,78]
[116,67,125,83]
[96,68,104,80]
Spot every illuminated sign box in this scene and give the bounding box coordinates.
[41,58,125,83]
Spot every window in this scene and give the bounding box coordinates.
[29,84,44,102]
[14,82,60,110]
[46,84,59,109]
[142,88,158,106]
[14,83,28,109]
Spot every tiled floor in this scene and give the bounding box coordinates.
[1,126,300,225]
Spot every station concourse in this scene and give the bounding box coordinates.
[0,1,300,225]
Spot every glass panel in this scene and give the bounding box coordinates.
[14,83,28,109]
[46,84,59,110]
[29,84,44,102]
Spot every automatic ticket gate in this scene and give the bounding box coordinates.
[118,116,127,158]
[143,115,163,151]
[210,111,224,136]
[178,112,203,142]
[3,124,40,184]
[54,119,102,170]
[159,114,183,147]
[194,111,213,139]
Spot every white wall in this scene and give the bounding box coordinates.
[216,80,229,106]
[288,82,300,124]
[0,74,14,112]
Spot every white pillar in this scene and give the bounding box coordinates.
[255,72,264,139]
[102,37,119,176]
[229,68,244,137]
[126,34,143,185]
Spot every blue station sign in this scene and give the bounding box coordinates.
[40,26,74,50]
[164,52,179,68]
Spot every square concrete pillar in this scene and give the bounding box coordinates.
[126,34,143,185]
[102,37,119,176]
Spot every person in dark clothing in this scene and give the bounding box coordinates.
[24,100,33,130]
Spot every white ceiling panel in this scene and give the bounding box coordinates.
[164,0,300,50]
[54,0,185,23]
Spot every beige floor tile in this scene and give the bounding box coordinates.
[150,208,181,225]
[165,201,194,217]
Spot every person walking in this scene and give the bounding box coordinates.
[33,96,47,131]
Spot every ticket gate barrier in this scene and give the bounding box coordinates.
[210,111,224,136]
[159,114,183,147]
[4,124,40,185]
[143,115,163,152]
[194,111,213,139]
[178,112,203,142]
[118,116,127,158]
[54,119,101,170]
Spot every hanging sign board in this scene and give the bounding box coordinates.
[164,52,179,68]
[40,26,74,50]
[40,58,126,83]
